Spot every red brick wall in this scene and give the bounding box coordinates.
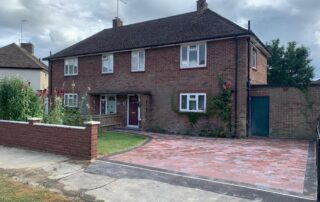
[0,120,98,159]
[50,38,255,136]
[250,48,268,84]
[251,85,320,139]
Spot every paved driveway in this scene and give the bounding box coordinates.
[104,132,314,196]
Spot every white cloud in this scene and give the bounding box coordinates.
[315,31,320,46]
[236,17,248,29]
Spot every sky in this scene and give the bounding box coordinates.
[0,0,319,79]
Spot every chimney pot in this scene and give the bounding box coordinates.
[113,17,123,28]
[197,0,208,12]
[21,43,34,55]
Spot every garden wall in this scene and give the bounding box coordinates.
[251,85,320,139]
[0,118,99,159]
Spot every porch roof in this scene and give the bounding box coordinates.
[89,91,152,96]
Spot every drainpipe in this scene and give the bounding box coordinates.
[234,38,239,137]
[246,37,251,137]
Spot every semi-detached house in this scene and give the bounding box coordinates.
[45,0,270,137]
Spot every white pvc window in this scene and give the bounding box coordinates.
[251,48,257,69]
[102,54,114,74]
[180,93,206,112]
[180,43,207,68]
[131,50,145,72]
[64,93,78,108]
[100,95,117,115]
[64,58,78,76]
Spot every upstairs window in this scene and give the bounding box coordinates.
[64,93,78,108]
[181,43,207,68]
[131,50,145,72]
[102,54,114,74]
[64,58,78,76]
[180,93,206,112]
[251,48,257,69]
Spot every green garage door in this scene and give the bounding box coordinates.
[250,97,269,137]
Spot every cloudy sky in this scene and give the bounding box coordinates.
[0,0,319,78]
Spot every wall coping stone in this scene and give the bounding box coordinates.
[0,120,28,125]
[34,123,86,130]
[28,117,42,121]
[84,121,101,126]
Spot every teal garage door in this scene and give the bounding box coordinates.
[250,97,269,137]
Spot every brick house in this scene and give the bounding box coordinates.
[45,0,270,137]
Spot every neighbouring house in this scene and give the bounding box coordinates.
[45,0,270,137]
[0,43,48,91]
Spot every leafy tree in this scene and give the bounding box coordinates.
[266,39,314,86]
[0,77,42,121]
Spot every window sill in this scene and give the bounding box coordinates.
[251,67,257,71]
[64,75,78,77]
[179,110,206,113]
[102,72,114,75]
[180,66,207,70]
[131,70,146,73]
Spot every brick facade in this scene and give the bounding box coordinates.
[251,85,320,139]
[50,38,268,136]
[0,119,99,159]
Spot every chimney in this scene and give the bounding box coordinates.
[113,17,123,28]
[21,43,34,55]
[197,0,208,12]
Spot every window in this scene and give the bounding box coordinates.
[64,58,78,76]
[181,43,207,68]
[64,93,78,108]
[102,54,114,74]
[131,50,145,72]
[251,48,257,69]
[180,93,206,112]
[100,95,117,115]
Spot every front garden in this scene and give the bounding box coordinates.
[97,130,147,155]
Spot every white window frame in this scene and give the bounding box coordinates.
[131,50,145,72]
[100,95,117,115]
[180,42,207,69]
[102,54,114,74]
[251,48,257,69]
[64,93,78,108]
[179,93,206,113]
[64,57,78,76]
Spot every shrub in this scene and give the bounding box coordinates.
[0,77,42,121]
[47,97,64,124]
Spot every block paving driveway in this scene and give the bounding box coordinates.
[104,132,312,195]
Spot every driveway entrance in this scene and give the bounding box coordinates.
[102,132,315,197]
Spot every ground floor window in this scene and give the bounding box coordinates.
[64,93,78,108]
[100,95,117,115]
[180,93,206,112]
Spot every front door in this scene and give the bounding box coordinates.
[128,95,139,127]
[250,96,269,137]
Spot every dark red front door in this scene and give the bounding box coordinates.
[128,95,139,126]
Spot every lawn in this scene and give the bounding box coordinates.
[98,130,147,155]
[0,175,68,202]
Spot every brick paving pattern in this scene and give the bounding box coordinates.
[106,133,309,193]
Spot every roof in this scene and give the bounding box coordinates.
[0,43,48,71]
[45,9,259,60]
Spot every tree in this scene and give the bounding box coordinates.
[266,39,314,86]
[0,77,42,121]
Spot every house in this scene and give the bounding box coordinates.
[0,43,48,91]
[45,0,270,137]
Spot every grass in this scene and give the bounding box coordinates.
[0,175,68,202]
[98,130,147,155]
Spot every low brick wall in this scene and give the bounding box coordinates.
[251,85,320,139]
[0,119,100,159]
